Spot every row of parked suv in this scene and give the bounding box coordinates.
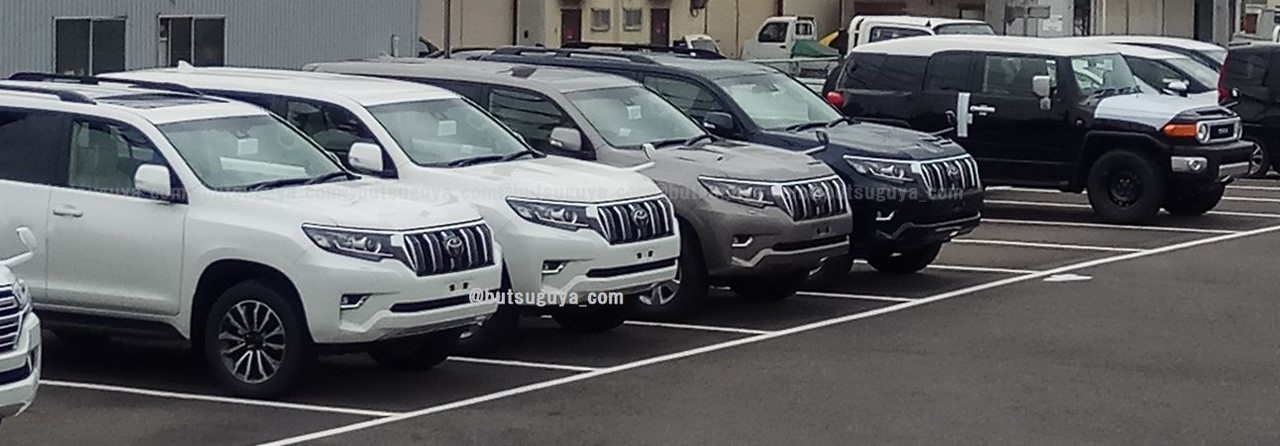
[0,34,1254,409]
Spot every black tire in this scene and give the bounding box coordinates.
[866,242,943,274]
[730,271,809,302]
[1245,139,1271,178]
[368,328,463,371]
[202,280,310,399]
[552,306,626,333]
[628,221,708,321]
[808,253,854,285]
[1086,150,1166,224]
[1164,184,1225,216]
[453,305,519,355]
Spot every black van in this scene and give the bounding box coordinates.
[1219,43,1280,177]
[476,44,984,279]
[825,36,1252,224]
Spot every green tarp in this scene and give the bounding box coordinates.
[792,39,840,58]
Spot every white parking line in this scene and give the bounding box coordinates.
[952,239,1142,252]
[447,356,599,373]
[41,380,398,418]
[256,221,1280,446]
[849,258,1036,274]
[1227,184,1280,191]
[1223,196,1280,203]
[987,199,1280,219]
[794,291,916,303]
[982,218,1237,234]
[622,320,772,336]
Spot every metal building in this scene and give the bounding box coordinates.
[0,0,419,76]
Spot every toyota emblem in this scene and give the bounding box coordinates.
[443,236,464,256]
[632,208,650,223]
[810,185,826,200]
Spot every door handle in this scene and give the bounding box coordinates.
[52,205,83,218]
[969,104,996,115]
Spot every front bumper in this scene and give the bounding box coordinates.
[291,247,503,345]
[691,203,852,278]
[502,222,680,302]
[1169,140,1254,184]
[849,182,984,252]
[0,313,40,420]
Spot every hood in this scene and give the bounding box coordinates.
[437,156,661,203]
[241,179,479,230]
[1092,93,1207,129]
[653,140,833,182]
[763,122,969,160]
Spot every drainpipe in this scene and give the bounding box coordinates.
[443,0,453,56]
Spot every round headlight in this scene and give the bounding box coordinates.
[1195,123,1210,143]
[11,278,30,311]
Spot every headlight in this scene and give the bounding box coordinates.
[698,177,776,207]
[507,198,592,231]
[843,156,915,183]
[302,225,397,261]
[1196,123,1210,144]
[11,278,30,312]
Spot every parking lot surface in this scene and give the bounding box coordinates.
[8,180,1280,445]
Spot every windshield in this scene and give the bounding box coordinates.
[1071,53,1140,96]
[159,114,346,191]
[934,23,996,35]
[1167,57,1221,90]
[715,72,842,130]
[368,98,529,166]
[565,86,705,148]
[1203,48,1228,65]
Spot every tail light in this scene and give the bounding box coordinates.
[1217,59,1229,104]
[825,91,845,108]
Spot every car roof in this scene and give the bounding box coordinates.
[484,47,778,80]
[1090,42,1187,60]
[851,15,988,28]
[306,58,637,94]
[0,79,269,125]
[104,66,458,107]
[1072,35,1225,51]
[1228,41,1280,54]
[852,35,1116,57]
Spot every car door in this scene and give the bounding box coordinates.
[0,108,65,300]
[912,51,977,135]
[44,116,186,315]
[962,53,1073,185]
[486,86,594,159]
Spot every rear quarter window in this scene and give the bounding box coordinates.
[840,53,927,92]
[1225,52,1269,87]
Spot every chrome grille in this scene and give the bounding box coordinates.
[919,156,981,196]
[402,222,495,276]
[0,287,20,353]
[776,176,849,221]
[597,197,675,245]
[1203,119,1241,144]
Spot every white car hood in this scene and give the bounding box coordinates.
[241,179,479,230]
[1094,94,1200,129]
[406,156,662,203]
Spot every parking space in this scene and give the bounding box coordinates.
[8,180,1280,445]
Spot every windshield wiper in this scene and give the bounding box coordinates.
[683,134,714,147]
[785,121,830,132]
[826,116,858,128]
[244,177,311,192]
[305,171,354,185]
[446,155,506,168]
[499,150,541,162]
[650,138,690,149]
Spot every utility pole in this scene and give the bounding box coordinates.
[443,0,453,57]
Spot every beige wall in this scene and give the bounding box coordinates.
[1094,0,1195,37]
[420,0,516,48]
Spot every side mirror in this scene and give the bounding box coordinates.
[549,127,584,152]
[16,228,37,254]
[1032,75,1052,98]
[702,112,735,136]
[630,143,657,172]
[0,227,36,269]
[134,164,173,200]
[1166,80,1189,97]
[348,142,385,173]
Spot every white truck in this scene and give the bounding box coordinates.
[741,16,840,90]
[844,16,994,53]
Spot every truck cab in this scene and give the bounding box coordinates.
[742,16,822,60]
[846,16,994,53]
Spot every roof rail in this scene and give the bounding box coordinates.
[8,72,205,96]
[489,46,661,64]
[561,41,726,59]
[0,84,96,104]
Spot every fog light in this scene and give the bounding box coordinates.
[340,294,370,310]
[542,260,567,275]
[1171,156,1209,173]
[731,235,754,248]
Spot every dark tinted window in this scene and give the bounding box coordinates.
[1224,51,1269,87]
[642,75,727,122]
[868,26,930,43]
[925,52,973,91]
[283,100,375,154]
[1126,57,1186,91]
[55,18,126,75]
[0,110,61,184]
[982,54,1057,97]
[211,91,275,110]
[758,22,789,43]
[841,54,926,91]
[489,87,579,153]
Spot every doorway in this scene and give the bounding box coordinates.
[651,8,670,46]
[561,8,582,45]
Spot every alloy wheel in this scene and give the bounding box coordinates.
[217,300,286,384]
[639,261,681,306]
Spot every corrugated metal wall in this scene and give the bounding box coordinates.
[0,0,418,76]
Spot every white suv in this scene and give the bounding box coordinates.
[0,77,501,398]
[105,67,681,349]
[0,228,40,426]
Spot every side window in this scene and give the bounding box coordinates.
[868,27,930,43]
[842,53,886,89]
[642,75,727,122]
[213,91,276,111]
[0,110,62,185]
[1225,53,1268,87]
[925,52,974,91]
[981,54,1057,97]
[488,88,579,153]
[1126,58,1182,89]
[758,22,788,43]
[843,54,927,91]
[67,118,166,195]
[283,100,375,154]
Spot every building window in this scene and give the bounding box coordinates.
[55,18,126,75]
[591,8,611,32]
[160,17,226,67]
[623,9,643,31]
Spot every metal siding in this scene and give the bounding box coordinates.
[0,0,417,76]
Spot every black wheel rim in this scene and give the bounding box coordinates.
[1249,144,1266,176]
[218,300,286,384]
[1107,170,1143,207]
[639,260,680,307]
